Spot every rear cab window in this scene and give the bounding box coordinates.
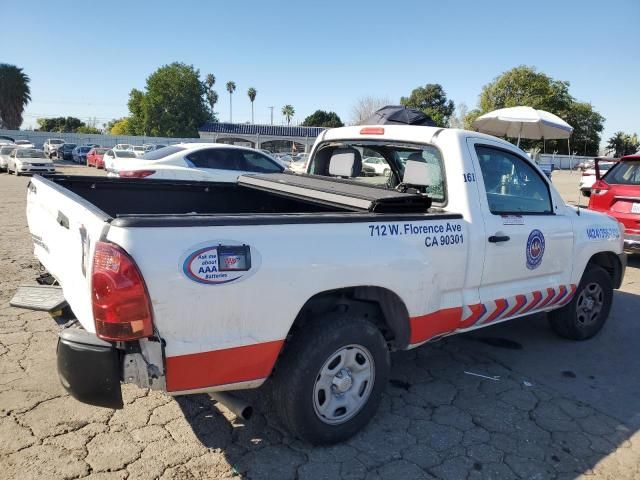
[308,140,447,204]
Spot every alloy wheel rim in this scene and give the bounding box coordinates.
[575,282,604,326]
[312,344,375,425]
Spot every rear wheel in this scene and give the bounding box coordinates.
[548,266,613,340]
[271,313,390,445]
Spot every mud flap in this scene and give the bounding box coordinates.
[57,329,123,409]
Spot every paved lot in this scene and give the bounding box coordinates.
[0,167,639,479]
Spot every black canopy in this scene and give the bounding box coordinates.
[363,105,436,127]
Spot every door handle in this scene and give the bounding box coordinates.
[488,235,510,243]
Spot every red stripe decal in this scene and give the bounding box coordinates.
[558,284,577,306]
[409,307,462,344]
[483,299,509,324]
[550,285,567,306]
[165,340,284,392]
[537,288,556,309]
[520,291,543,314]
[460,303,486,328]
[503,294,527,318]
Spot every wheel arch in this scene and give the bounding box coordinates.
[284,286,412,352]
[586,251,623,289]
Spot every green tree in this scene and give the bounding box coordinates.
[36,116,85,132]
[468,66,606,154]
[77,125,101,134]
[302,110,344,128]
[226,81,236,122]
[560,102,604,156]
[607,132,639,157]
[281,105,295,125]
[127,88,146,135]
[0,64,31,129]
[110,118,132,135]
[203,73,218,122]
[128,62,209,137]
[247,88,257,124]
[400,84,454,127]
[478,66,573,114]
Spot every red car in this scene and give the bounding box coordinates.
[86,147,109,168]
[588,154,640,252]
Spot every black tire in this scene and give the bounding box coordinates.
[548,266,613,340]
[271,313,390,445]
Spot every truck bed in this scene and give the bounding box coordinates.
[36,174,435,228]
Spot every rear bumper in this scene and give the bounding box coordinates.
[624,233,640,252]
[57,329,123,409]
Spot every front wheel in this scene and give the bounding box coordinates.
[548,266,613,340]
[271,313,390,445]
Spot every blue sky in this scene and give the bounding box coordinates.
[4,0,639,144]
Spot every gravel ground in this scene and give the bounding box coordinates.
[0,166,639,479]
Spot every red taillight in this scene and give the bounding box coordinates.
[92,241,153,341]
[360,127,385,135]
[591,180,610,196]
[118,170,156,178]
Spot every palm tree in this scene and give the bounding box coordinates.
[226,81,236,123]
[204,73,216,90]
[0,64,31,130]
[206,90,219,119]
[247,88,257,124]
[282,105,295,125]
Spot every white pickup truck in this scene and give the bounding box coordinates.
[14,125,626,445]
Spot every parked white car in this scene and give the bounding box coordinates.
[143,144,167,152]
[43,138,65,158]
[130,145,146,158]
[363,156,392,176]
[14,140,35,149]
[7,148,55,175]
[0,145,16,171]
[103,149,138,175]
[109,143,284,180]
[580,161,615,196]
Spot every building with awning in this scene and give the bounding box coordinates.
[198,122,326,153]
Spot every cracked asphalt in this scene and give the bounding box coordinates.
[1,167,639,479]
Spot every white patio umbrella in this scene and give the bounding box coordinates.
[472,106,573,152]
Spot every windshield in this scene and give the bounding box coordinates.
[309,141,446,203]
[64,144,77,149]
[133,146,144,151]
[79,147,91,153]
[142,145,185,160]
[16,140,31,145]
[50,139,64,144]
[114,150,136,158]
[96,148,108,154]
[603,160,640,185]
[17,149,46,159]
[0,147,15,154]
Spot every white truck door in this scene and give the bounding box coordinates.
[467,139,575,325]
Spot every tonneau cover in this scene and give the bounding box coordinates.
[239,173,431,213]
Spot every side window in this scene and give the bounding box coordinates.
[240,152,282,173]
[476,146,552,214]
[186,149,242,170]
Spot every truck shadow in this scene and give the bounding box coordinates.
[176,291,640,478]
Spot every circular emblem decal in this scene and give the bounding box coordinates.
[526,229,545,270]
